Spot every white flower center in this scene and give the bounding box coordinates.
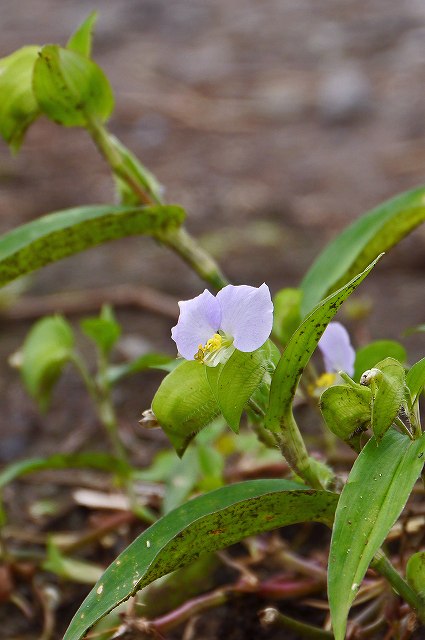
[194,332,234,366]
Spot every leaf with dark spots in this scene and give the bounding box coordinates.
[63,479,337,640]
[0,204,185,288]
[265,258,380,436]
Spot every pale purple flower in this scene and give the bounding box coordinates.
[318,321,355,376]
[171,284,273,366]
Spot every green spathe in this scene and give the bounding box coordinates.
[33,44,114,126]
[0,46,40,151]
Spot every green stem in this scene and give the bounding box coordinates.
[96,347,129,466]
[71,353,128,464]
[158,226,228,291]
[96,357,156,521]
[86,119,228,291]
[97,394,127,464]
[70,353,98,403]
[252,423,278,450]
[247,398,278,449]
[260,607,333,639]
[274,411,327,490]
[371,550,425,623]
[86,118,155,206]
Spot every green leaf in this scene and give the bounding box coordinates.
[353,340,407,382]
[0,46,40,152]
[0,204,185,288]
[328,429,425,640]
[66,12,98,58]
[33,44,113,126]
[406,552,425,601]
[301,186,425,315]
[43,539,104,584]
[106,353,173,385]
[320,383,371,448]
[63,479,338,640]
[265,257,380,435]
[80,305,121,357]
[365,357,406,442]
[406,357,425,405]
[0,452,129,490]
[20,315,74,410]
[272,288,302,345]
[152,361,221,456]
[206,341,279,432]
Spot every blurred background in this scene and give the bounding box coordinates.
[0,0,425,459]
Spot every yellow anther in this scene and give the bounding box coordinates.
[205,334,222,351]
[194,334,223,362]
[194,344,205,361]
[308,372,337,397]
[316,372,337,387]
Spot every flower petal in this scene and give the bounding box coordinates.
[318,322,355,375]
[171,289,221,360]
[216,283,273,352]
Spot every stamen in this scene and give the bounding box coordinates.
[205,334,222,351]
[194,345,205,361]
[308,372,337,397]
[193,333,233,366]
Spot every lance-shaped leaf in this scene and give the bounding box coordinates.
[20,315,74,410]
[152,361,221,455]
[353,340,406,382]
[328,429,425,640]
[0,46,40,152]
[320,383,371,449]
[33,44,113,126]
[206,341,280,432]
[362,357,406,442]
[406,357,425,406]
[301,186,425,315]
[0,204,185,288]
[62,479,338,640]
[265,257,380,435]
[66,12,98,57]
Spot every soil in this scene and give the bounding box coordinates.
[0,1,425,638]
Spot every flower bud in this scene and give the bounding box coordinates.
[139,408,159,429]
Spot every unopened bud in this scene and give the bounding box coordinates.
[360,368,382,386]
[139,409,159,429]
